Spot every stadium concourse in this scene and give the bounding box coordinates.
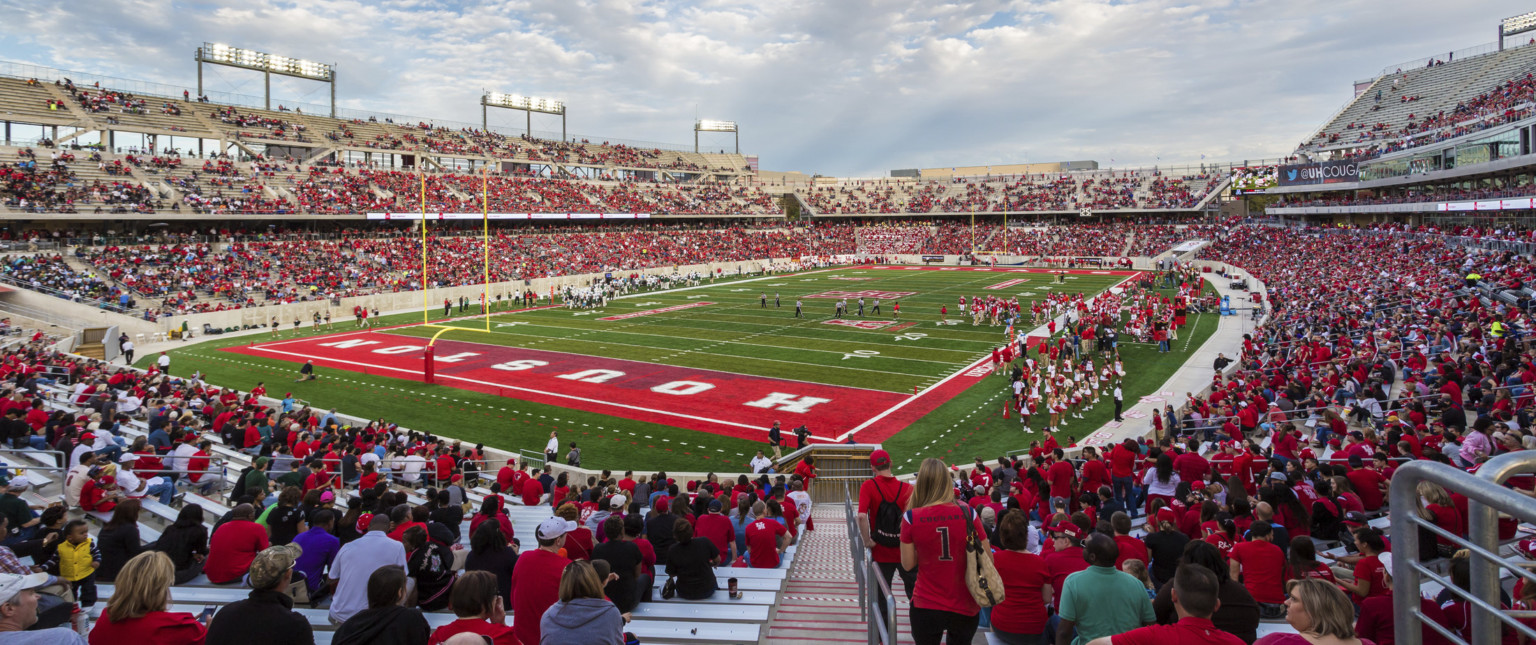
[0,218,1530,645]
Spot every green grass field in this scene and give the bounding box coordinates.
[151,266,1216,472]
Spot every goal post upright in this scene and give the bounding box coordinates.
[420,167,429,326]
[415,163,498,383]
[481,166,490,333]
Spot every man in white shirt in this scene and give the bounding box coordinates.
[398,450,425,484]
[156,352,171,374]
[327,514,406,624]
[786,480,812,529]
[171,436,200,478]
[749,450,774,474]
[115,453,173,505]
[63,453,97,508]
[544,431,559,465]
[358,450,381,472]
[117,392,141,416]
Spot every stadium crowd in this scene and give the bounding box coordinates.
[797,172,1223,215]
[0,220,1530,645]
[52,218,1223,317]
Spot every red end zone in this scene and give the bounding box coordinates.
[222,331,978,444]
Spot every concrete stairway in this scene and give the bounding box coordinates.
[765,504,931,644]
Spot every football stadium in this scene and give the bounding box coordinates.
[0,5,1533,645]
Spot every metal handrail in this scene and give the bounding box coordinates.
[1390,454,1536,645]
[843,482,866,618]
[0,448,68,473]
[866,559,897,645]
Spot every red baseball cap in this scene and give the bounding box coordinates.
[1048,523,1084,539]
[870,450,891,469]
[1156,507,1178,524]
[1190,481,1207,491]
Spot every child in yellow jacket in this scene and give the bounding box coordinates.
[35,519,99,608]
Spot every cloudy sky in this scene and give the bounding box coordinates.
[0,0,1520,176]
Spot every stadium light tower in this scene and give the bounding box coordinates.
[482,92,566,140]
[695,120,739,154]
[195,43,336,116]
[1501,11,1536,50]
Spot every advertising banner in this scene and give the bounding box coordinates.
[1277,160,1358,186]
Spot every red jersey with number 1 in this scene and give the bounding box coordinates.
[899,504,984,616]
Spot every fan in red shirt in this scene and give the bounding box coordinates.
[1344,455,1388,511]
[1228,521,1287,607]
[1113,512,1151,569]
[744,502,789,568]
[1354,551,1454,645]
[991,509,1053,642]
[900,458,988,644]
[1047,449,1077,505]
[1335,528,1390,605]
[1043,521,1089,602]
[496,461,519,492]
[695,500,736,562]
[1173,440,1211,484]
[1080,447,1110,496]
[859,449,914,613]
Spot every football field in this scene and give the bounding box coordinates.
[164,265,1208,471]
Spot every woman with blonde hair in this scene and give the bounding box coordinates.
[539,560,626,645]
[1120,559,1156,599]
[902,458,989,645]
[88,551,208,644]
[1254,578,1374,645]
[1415,481,1462,557]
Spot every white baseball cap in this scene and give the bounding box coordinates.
[0,572,51,604]
[609,495,627,509]
[536,517,579,540]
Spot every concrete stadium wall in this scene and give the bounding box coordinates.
[157,257,800,334]
[0,288,159,337]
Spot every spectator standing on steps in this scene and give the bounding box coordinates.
[901,457,987,645]
[858,448,913,620]
[544,431,558,466]
[157,352,170,375]
[121,340,134,365]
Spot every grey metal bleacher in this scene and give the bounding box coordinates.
[1304,42,1536,153]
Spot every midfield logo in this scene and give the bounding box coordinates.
[822,320,895,330]
[803,290,916,299]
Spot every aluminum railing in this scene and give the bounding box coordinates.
[842,482,867,617]
[1390,452,1536,645]
[865,559,898,645]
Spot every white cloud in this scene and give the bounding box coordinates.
[0,0,1514,175]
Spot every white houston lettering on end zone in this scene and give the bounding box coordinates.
[744,392,832,413]
[492,360,549,371]
[557,369,626,384]
[651,381,715,395]
[319,339,381,349]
